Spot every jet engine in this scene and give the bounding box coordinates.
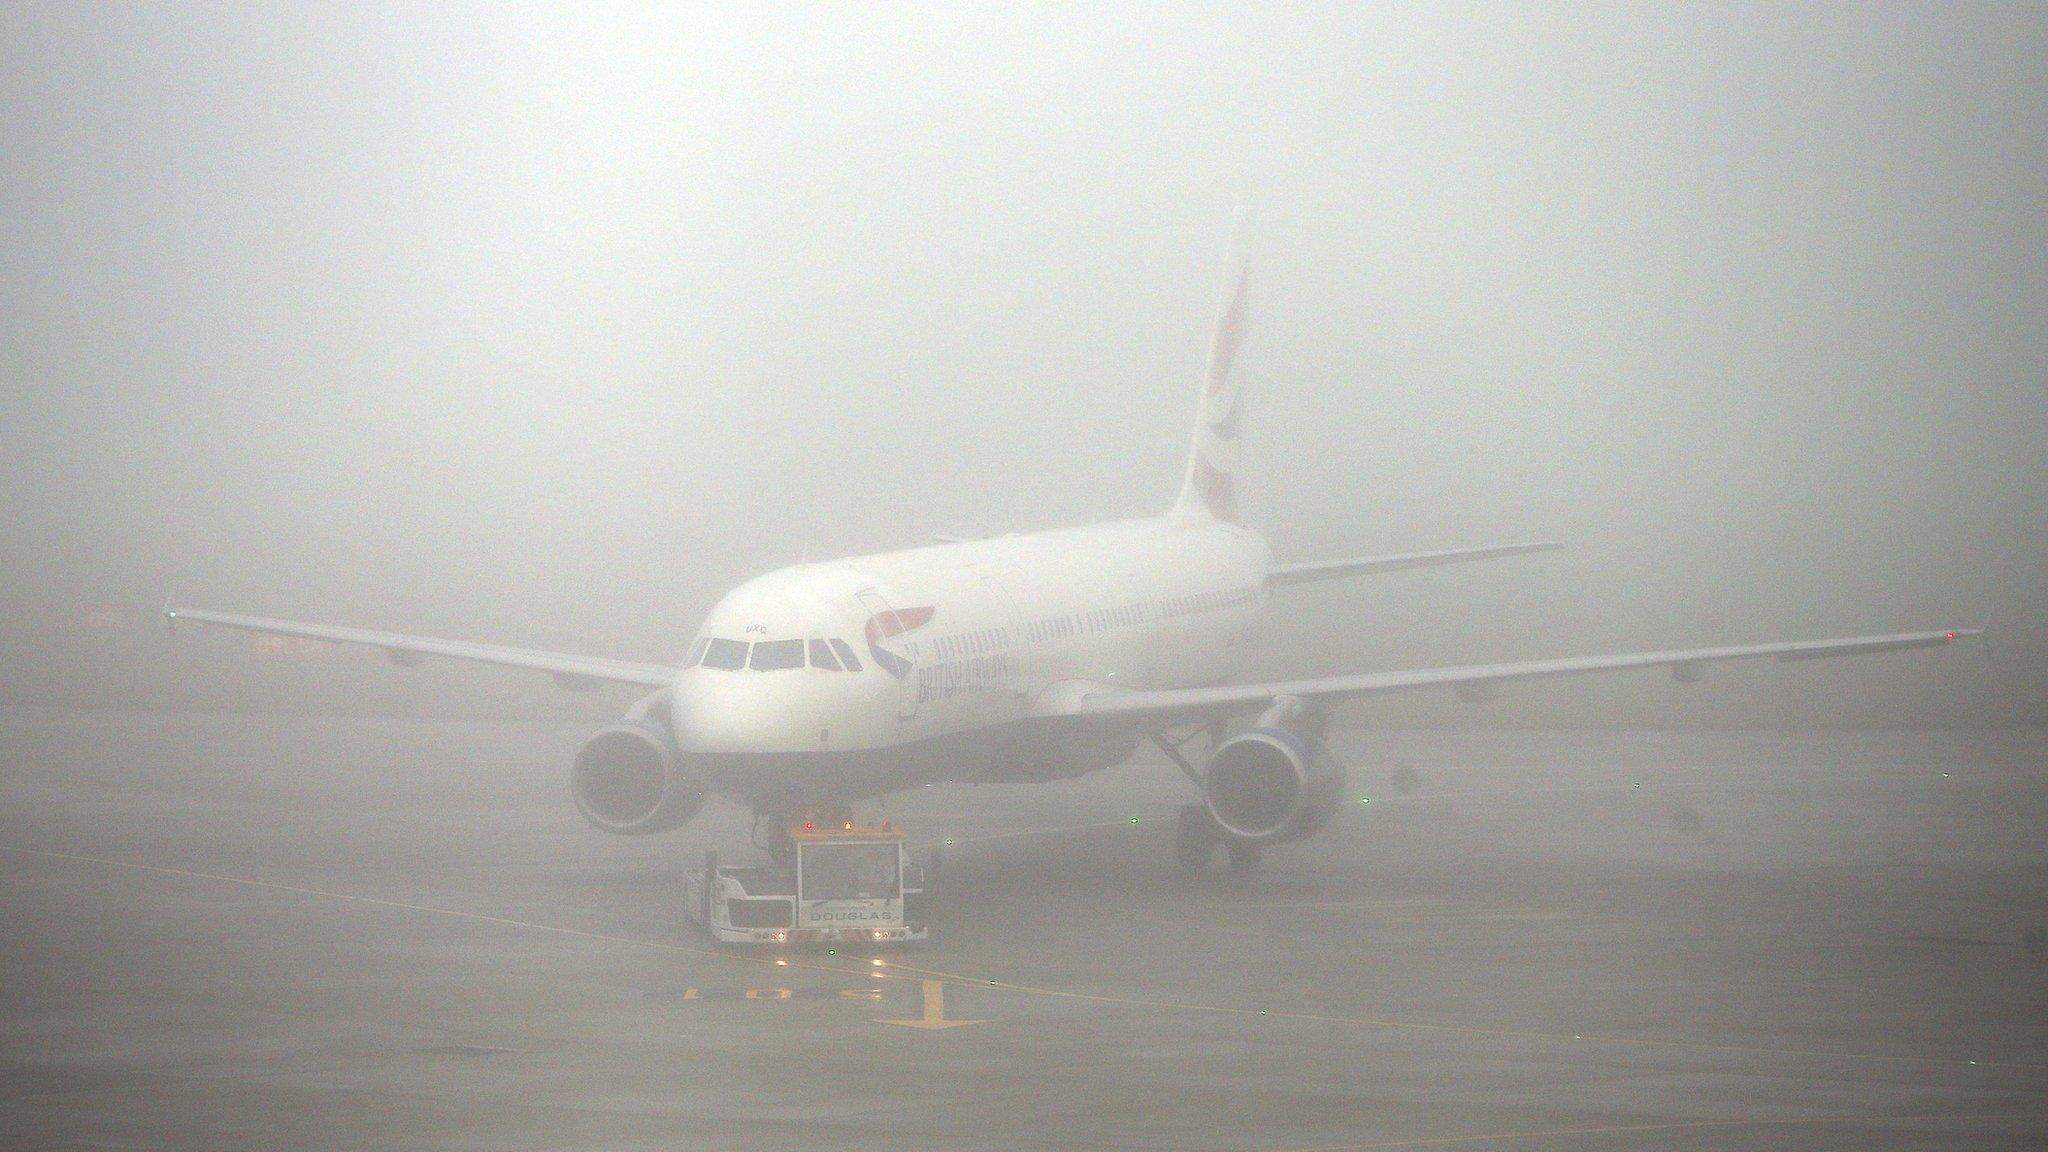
[1201,697,1348,846]
[571,692,706,835]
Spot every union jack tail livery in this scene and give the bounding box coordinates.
[1171,211,1250,524]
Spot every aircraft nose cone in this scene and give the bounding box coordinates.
[673,674,802,754]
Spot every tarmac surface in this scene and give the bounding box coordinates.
[3,707,2046,1150]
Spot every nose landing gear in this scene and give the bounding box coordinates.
[753,804,856,864]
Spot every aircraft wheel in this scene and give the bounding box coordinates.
[701,850,718,927]
[923,845,944,946]
[758,814,798,866]
[1223,837,1263,872]
[1176,804,1217,874]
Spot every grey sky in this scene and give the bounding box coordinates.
[2,3,2041,726]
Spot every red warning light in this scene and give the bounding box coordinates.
[1944,632,1957,641]
[801,820,815,832]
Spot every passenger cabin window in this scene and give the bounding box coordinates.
[701,637,748,671]
[750,638,805,671]
[808,638,842,671]
[828,638,862,671]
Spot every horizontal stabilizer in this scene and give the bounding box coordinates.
[1269,541,1561,586]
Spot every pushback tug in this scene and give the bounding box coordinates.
[685,821,935,946]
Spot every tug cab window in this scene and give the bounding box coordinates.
[799,841,900,901]
[749,638,806,671]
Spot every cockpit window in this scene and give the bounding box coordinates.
[749,638,806,671]
[701,637,748,671]
[828,638,862,672]
[808,638,842,671]
[683,637,708,668]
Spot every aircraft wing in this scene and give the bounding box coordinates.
[1042,628,1978,723]
[1268,541,1560,586]
[163,607,676,688]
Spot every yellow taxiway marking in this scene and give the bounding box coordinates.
[8,843,2040,1075]
[869,954,2048,1074]
[941,818,1140,847]
[0,845,750,965]
[1271,1105,2047,1151]
[877,979,987,1029]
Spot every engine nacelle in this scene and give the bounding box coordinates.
[1202,698,1348,846]
[571,692,706,836]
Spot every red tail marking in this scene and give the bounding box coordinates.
[1195,458,1239,522]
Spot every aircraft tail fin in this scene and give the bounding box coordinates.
[1169,212,1251,524]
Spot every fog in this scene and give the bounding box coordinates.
[3,3,2041,726]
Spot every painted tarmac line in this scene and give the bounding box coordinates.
[940,817,1148,847]
[877,979,988,1029]
[1272,1105,2047,1151]
[0,843,802,975]
[872,952,2048,1075]
[8,842,2044,1076]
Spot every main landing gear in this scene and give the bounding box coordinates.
[1155,725,1265,875]
[1175,803,1262,874]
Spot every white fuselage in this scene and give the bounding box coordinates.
[668,515,1267,802]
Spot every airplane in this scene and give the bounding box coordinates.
[165,226,1978,871]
